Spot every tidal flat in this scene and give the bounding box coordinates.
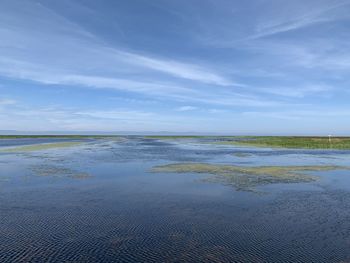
[1,136,350,262]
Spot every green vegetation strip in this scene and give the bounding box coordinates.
[217,136,350,149]
[0,142,84,152]
[152,163,348,191]
[146,136,350,149]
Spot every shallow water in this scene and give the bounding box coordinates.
[1,137,350,262]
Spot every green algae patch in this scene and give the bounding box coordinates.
[31,165,91,179]
[0,142,84,152]
[152,163,348,191]
[0,177,9,183]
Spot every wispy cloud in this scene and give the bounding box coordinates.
[251,0,350,39]
[0,61,288,108]
[242,109,350,120]
[119,52,232,86]
[0,98,16,106]
[0,0,232,88]
[176,106,197,111]
[256,84,333,98]
[2,0,328,114]
[0,102,224,132]
[1,0,349,133]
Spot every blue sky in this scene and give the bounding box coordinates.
[1,0,350,134]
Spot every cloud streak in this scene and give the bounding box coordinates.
[119,52,232,86]
[0,0,231,87]
[0,98,16,106]
[251,0,350,39]
[176,106,197,111]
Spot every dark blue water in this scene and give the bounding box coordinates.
[1,137,350,262]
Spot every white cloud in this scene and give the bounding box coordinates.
[0,99,16,106]
[119,52,232,86]
[0,57,290,108]
[176,106,197,111]
[251,0,349,39]
[257,85,333,98]
[208,109,227,114]
[201,0,346,45]
[75,110,154,120]
[0,103,224,132]
[242,109,350,120]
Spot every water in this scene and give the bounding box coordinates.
[1,137,350,262]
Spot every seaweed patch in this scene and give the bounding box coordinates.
[31,165,91,179]
[0,142,84,152]
[152,163,348,191]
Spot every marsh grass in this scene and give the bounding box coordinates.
[148,136,350,149]
[152,163,348,191]
[217,136,350,149]
[0,142,84,152]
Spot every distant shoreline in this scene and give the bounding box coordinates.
[1,135,350,150]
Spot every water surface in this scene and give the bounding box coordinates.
[1,137,350,262]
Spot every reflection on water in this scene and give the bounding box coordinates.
[1,137,350,262]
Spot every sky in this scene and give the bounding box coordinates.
[0,0,350,135]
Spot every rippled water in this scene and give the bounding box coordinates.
[1,137,350,262]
